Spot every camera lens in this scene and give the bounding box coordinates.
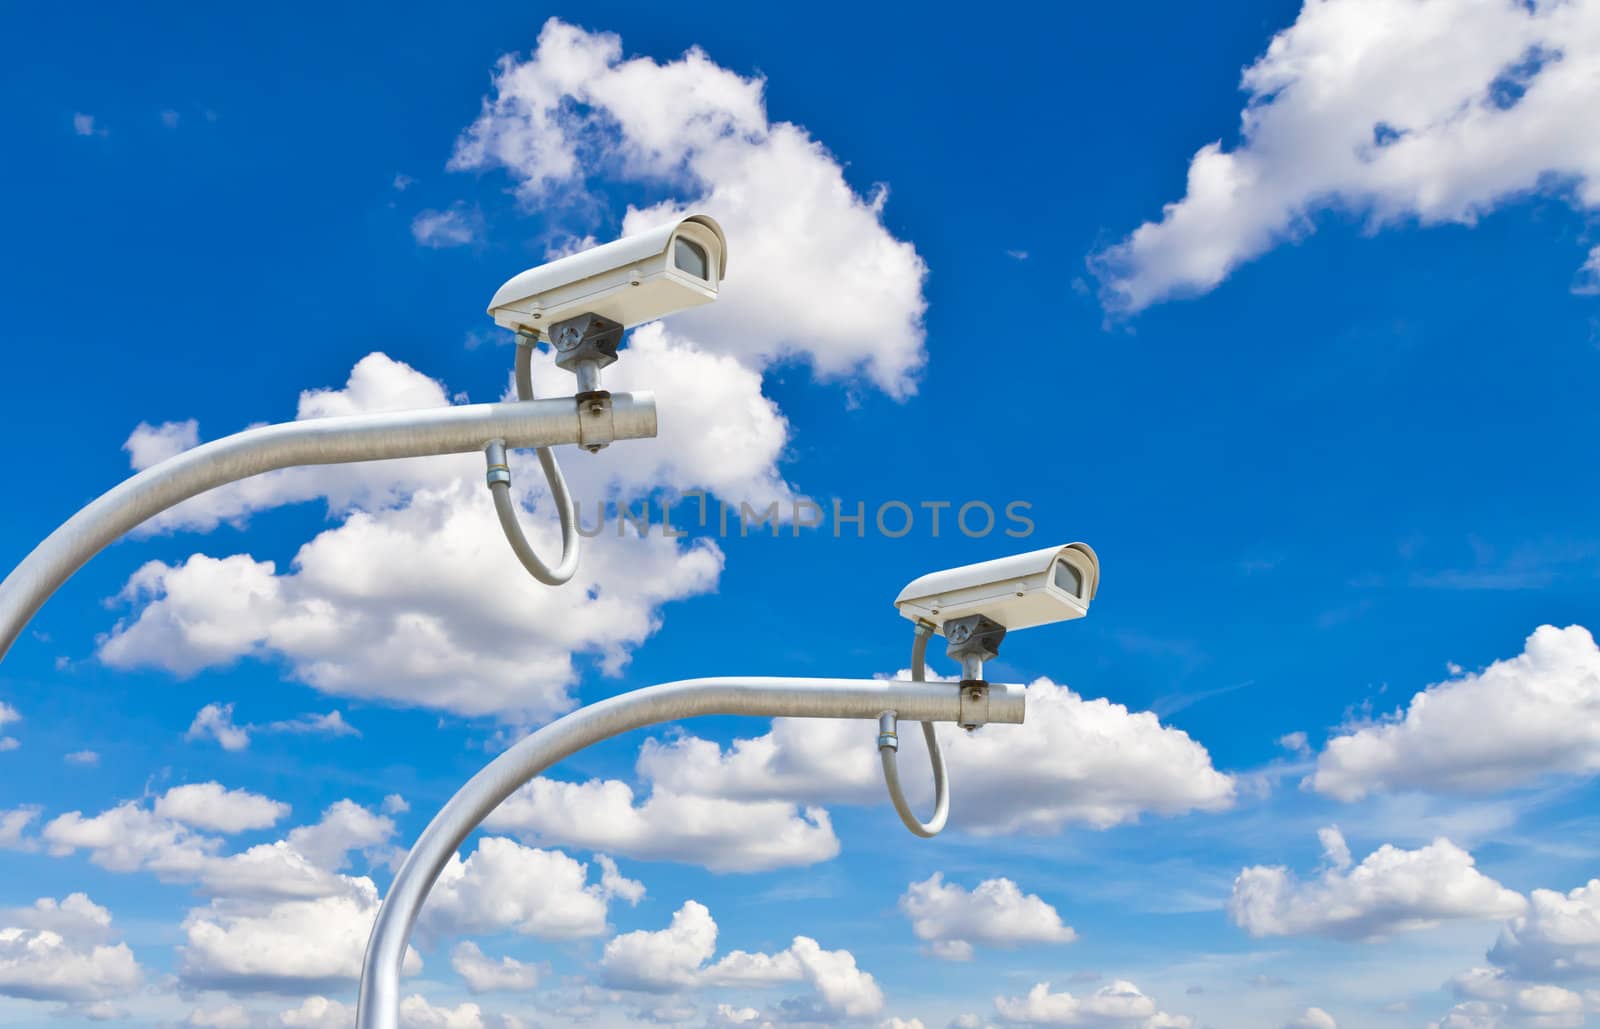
[674,237,709,280]
[1052,559,1083,597]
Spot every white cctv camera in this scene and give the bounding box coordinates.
[487,214,727,335]
[894,543,1100,634]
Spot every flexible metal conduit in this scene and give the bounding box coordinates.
[877,623,951,837]
[482,342,580,585]
[0,393,657,662]
[355,675,1025,1029]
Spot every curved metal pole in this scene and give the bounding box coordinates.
[0,393,657,662]
[356,675,1026,1029]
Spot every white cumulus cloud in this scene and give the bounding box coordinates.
[599,900,882,1017]
[0,929,141,1004]
[485,777,837,873]
[1229,827,1527,940]
[180,876,420,994]
[1310,625,1600,801]
[994,980,1192,1027]
[0,895,140,1004]
[424,836,639,939]
[98,470,722,723]
[1284,1009,1338,1029]
[1093,0,1600,311]
[94,20,931,725]
[155,782,291,833]
[601,899,717,992]
[279,996,355,1028]
[1488,878,1600,981]
[900,873,1076,960]
[400,994,485,1028]
[43,796,393,902]
[637,675,1235,833]
[1436,969,1589,1028]
[97,353,734,722]
[451,941,541,992]
[450,18,927,396]
[187,1003,252,1027]
[0,894,113,942]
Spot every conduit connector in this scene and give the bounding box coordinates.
[875,622,951,838]
[877,711,899,751]
[484,439,512,488]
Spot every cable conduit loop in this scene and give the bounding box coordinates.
[878,622,950,837]
[486,342,588,582]
[484,340,581,586]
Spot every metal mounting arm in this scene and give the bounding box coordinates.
[0,392,657,663]
[355,675,1026,1029]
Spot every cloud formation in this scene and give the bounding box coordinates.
[0,700,18,752]
[1310,625,1600,801]
[451,941,541,993]
[97,354,726,722]
[1284,1010,1337,1029]
[638,676,1235,834]
[1444,965,1589,1028]
[1229,827,1526,940]
[1488,878,1600,982]
[993,980,1193,1027]
[93,18,933,727]
[424,837,641,939]
[599,900,883,1018]
[1093,0,1600,311]
[485,777,837,873]
[179,878,410,994]
[154,783,291,834]
[411,204,480,248]
[185,703,359,752]
[899,873,1076,961]
[41,793,392,904]
[0,894,141,1005]
[450,18,928,396]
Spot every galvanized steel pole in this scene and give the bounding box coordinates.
[354,675,1025,1029]
[0,393,657,662]
[0,385,1032,1029]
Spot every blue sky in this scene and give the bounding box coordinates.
[3,2,1600,1028]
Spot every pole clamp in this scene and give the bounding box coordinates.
[576,392,615,453]
[958,679,990,731]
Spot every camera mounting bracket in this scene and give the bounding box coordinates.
[548,312,623,395]
[942,614,1006,667]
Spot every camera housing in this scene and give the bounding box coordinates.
[488,214,727,335]
[894,543,1100,634]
